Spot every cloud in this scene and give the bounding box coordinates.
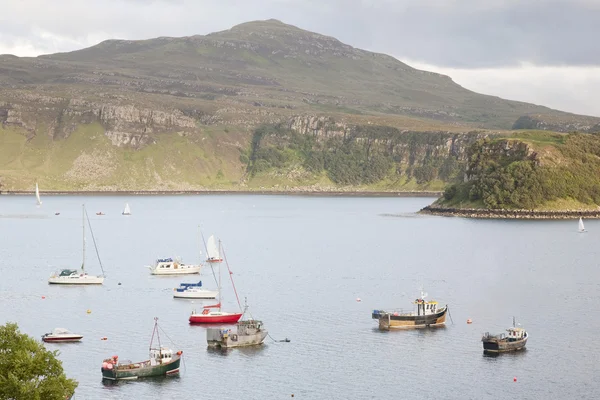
[405,60,600,117]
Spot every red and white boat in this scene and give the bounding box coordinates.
[41,328,83,343]
[189,237,242,324]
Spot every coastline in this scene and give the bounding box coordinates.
[420,205,600,219]
[0,189,442,198]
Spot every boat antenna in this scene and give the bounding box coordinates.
[241,296,254,320]
[149,317,161,352]
[82,204,85,271]
[513,316,516,328]
[222,242,243,312]
[84,206,106,277]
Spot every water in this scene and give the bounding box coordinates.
[1,195,599,399]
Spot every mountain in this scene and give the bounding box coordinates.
[0,19,599,192]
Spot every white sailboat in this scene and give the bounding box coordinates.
[122,203,131,215]
[206,235,223,263]
[35,182,42,206]
[48,205,105,285]
[579,217,586,233]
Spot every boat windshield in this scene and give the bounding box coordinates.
[59,269,78,276]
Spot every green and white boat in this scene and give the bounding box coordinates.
[101,318,182,381]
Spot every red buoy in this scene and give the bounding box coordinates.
[41,296,46,299]
[513,377,517,382]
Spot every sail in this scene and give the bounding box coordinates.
[207,235,220,260]
[35,183,42,205]
[579,217,585,232]
[123,203,131,215]
[203,302,221,309]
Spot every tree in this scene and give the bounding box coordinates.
[0,323,77,400]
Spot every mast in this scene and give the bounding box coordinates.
[218,240,222,312]
[82,204,85,271]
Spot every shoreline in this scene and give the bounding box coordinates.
[420,205,600,219]
[0,190,442,198]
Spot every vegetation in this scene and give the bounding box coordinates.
[439,133,600,210]
[0,322,77,400]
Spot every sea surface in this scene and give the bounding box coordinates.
[1,194,599,399]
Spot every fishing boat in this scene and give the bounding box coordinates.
[482,318,528,353]
[206,298,268,348]
[101,318,182,380]
[48,205,105,285]
[35,182,42,206]
[148,257,201,275]
[122,203,131,215]
[372,290,448,330]
[173,281,218,299]
[579,217,586,233]
[189,239,243,324]
[206,235,223,263]
[41,328,83,343]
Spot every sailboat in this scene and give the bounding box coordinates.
[579,217,586,233]
[122,202,131,215]
[35,182,42,206]
[206,235,223,263]
[48,205,105,285]
[189,239,243,324]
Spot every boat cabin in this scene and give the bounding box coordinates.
[237,319,263,336]
[155,259,181,270]
[412,298,439,316]
[150,347,173,366]
[506,327,526,341]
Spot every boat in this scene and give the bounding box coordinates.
[206,298,268,348]
[35,182,42,206]
[96,212,105,216]
[206,235,223,263]
[482,317,528,353]
[48,205,105,285]
[55,212,60,216]
[372,290,448,330]
[41,328,83,343]
[148,257,201,275]
[579,217,586,233]
[189,239,243,324]
[122,203,131,215]
[173,281,218,299]
[101,318,182,381]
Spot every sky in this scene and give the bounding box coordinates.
[1,0,599,116]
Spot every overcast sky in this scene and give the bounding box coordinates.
[1,0,598,116]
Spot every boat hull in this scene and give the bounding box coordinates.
[42,336,83,343]
[149,266,201,275]
[374,307,448,330]
[101,356,181,380]
[48,276,104,285]
[483,337,528,353]
[189,312,243,324]
[173,290,218,299]
[207,329,268,348]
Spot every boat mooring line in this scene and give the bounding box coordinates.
[267,333,291,343]
[447,306,454,325]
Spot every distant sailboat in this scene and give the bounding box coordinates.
[122,203,131,216]
[35,183,42,206]
[206,235,223,263]
[579,217,586,233]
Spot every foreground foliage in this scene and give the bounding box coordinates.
[0,323,77,400]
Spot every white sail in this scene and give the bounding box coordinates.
[122,203,131,215]
[207,235,220,260]
[579,217,585,232]
[35,183,42,205]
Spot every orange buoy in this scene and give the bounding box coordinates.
[513,377,517,382]
[100,337,108,340]
[41,296,46,299]
[86,309,91,314]
[467,319,472,324]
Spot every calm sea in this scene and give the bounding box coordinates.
[1,194,599,399]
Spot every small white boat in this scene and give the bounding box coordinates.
[206,235,223,263]
[48,205,105,285]
[35,182,42,206]
[173,281,218,299]
[122,203,131,215]
[579,217,586,233]
[41,328,83,343]
[148,258,201,275]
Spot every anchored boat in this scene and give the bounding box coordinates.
[41,328,83,343]
[372,290,448,330]
[148,257,201,275]
[35,182,42,206]
[173,281,218,299]
[122,203,131,215]
[48,205,105,285]
[189,238,243,324]
[207,298,268,348]
[482,318,528,353]
[101,318,182,381]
